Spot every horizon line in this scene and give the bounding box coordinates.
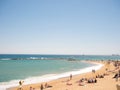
[0,53,118,56]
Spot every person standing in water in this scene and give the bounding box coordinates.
[19,80,24,90]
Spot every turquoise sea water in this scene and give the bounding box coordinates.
[0,59,93,82]
[0,54,120,90]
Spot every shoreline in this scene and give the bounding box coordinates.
[7,60,104,90]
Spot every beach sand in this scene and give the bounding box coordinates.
[8,60,120,90]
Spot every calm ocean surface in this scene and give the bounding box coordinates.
[0,54,120,89]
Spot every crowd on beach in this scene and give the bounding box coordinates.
[16,60,120,90]
[65,60,120,88]
[67,71,106,87]
[29,83,52,90]
[18,81,52,90]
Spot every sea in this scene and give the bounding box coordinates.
[0,54,120,90]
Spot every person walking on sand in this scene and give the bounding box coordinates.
[40,84,44,90]
[70,74,72,80]
[45,83,48,88]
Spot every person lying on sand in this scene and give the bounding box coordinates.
[44,83,53,88]
[87,78,97,83]
[79,82,86,86]
[66,81,72,85]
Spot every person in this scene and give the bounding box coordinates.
[79,81,86,86]
[29,86,32,90]
[70,74,72,80]
[44,83,52,88]
[94,78,97,83]
[66,81,72,85]
[19,80,24,90]
[92,69,95,73]
[45,83,48,88]
[116,73,119,82]
[40,84,44,90]
[33,88,35,90]
[106,68,108,71]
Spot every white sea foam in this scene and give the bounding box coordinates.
[0,58,11,60]
[0,62,103,90]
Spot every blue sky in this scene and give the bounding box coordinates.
[0,0,120,55]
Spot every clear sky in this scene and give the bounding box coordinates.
[0,0,120,55]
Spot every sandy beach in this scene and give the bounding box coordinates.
[8,60,120,90]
